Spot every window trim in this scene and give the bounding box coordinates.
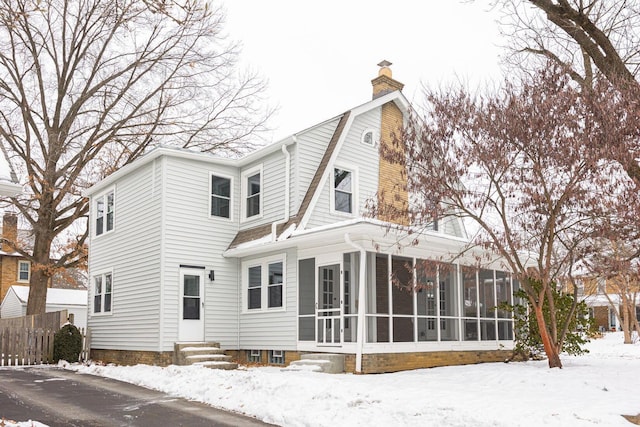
[92,270,114,316]
[361,128,379,147]
[330,164,358,216]
[242,254,286,313]
[241,164,263,222]
[17,260,30,283]
[94,187,115,237]
[209,172,234,221]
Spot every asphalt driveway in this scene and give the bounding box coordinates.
[0,367,271,426]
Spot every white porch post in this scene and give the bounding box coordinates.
[345,233,367,373]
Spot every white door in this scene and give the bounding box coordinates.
[317,263,342,346]
[178,268,205,341]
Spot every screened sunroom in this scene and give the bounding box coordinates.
[297,251,518,349]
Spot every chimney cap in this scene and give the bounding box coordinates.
[377,60,393,78]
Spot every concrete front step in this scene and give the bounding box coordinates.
[194,361,239,370]
[174,342,237,370]
[286,353,345,374]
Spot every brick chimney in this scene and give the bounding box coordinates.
[374,61,409,225]
[371,60,404,99]
[2,212,17,252]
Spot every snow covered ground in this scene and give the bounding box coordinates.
[8,332,640,426]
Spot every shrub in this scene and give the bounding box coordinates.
[499,282,593,361]
[53,323,82,363]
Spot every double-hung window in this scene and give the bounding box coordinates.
[93,272,113,314]
[18,261,30,282]
[241,165,263,221]
[210,174,232,219]
[95,189,115,236]
[244,256,285,311]
[333,167,354,214]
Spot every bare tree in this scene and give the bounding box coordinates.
[583,241,640,343]
[491,0,640,181]
[387,66,640,368]
[0,0,272,314]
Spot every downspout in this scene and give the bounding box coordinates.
[344,232,366,374]
[272,137,294,241]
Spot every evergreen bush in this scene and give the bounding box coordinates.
[499,282,593,361]
[53,323,83,363]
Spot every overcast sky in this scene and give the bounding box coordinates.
[223,1,507,142]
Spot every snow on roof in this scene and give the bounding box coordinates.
[10,285,87,306]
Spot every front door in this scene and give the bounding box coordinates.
[178,268,205,341]
[317,263,341,345]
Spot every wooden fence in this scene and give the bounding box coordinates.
[0,310,90,366]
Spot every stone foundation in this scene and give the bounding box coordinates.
[356,350,512,374]
[90,348,174,366]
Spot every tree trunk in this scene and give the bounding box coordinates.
[26,223,54,315]
[533,305,563,368]
[622,301,631,344]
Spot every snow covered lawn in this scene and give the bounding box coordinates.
[62,332,638,426]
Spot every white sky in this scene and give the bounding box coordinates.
[223,0,506,142]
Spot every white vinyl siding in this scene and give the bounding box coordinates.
[239,248,297,350]
[307,110,380,229]
[293,118,340,214]
[162,156,240,349]
[87,160,163,351]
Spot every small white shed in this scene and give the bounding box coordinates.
[0,285,88,329]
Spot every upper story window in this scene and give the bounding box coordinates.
[333,167,354,214]
[241,165,263,221]
[93,272,113,314]
[243,256,285,312]
[361,128,378,147]
[18,260,30,282]
[210,174,232,219]
[95,189,115,236]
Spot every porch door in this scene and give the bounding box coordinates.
[178,268,205,341]
[317,263,342,345]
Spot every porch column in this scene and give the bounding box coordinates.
[345,233,367,373]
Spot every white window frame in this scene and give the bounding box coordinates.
[92,270,113,315]
[330,164,358,216]
[17,260,30,282]
[209,172,234,220]
[241,164,263,222]
[94,187,115,237]
[242,254,286,313]
[361,127,379,147]
[269,350,285,364]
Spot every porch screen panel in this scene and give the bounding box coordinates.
[392,256,413,342]
[462,267,478,341]
[439,263,459,341]
[298,258,315,341]
[479,269,495,318]
[367,254,389,342]
[343,252,359,343]
[495,271,511,319]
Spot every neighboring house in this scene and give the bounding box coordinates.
[579,278,640,332]
[1,285,88,329]
[0,143,21,197]
[85,64,518,373]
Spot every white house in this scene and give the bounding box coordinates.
[1,285,88,329]
[84,64,517,373]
